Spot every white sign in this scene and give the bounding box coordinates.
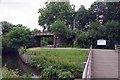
[97,39,106,45]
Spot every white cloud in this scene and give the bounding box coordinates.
[0,0,96,31]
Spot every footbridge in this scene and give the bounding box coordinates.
[82,45,119,79]
[33,32,58,48]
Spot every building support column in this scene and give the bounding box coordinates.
[34,37,41,47]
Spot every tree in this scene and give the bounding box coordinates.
[32,28,41,34]
[50,19,74,46]
[105,21,120,44]
[106,2,120,21]
[0,21,13,34]
[7,27,33,49]
[50,19,68,37]
[88,2,120,23]
[38,2,75,31]
[75,5,89,30]
[88,2,108,23]
[76,30,91,48]
[0,21,14,51]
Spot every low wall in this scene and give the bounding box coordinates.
[19,52,31,64]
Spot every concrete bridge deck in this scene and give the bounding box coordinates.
[91,49,118,78]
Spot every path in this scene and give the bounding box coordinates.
[91,49,118,78]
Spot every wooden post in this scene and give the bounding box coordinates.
[53,35,56,48]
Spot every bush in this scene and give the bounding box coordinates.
[41,66,56,78]
[2,67,19,78]
[58,71,73,78]
[19,47,27,54]
[75,30,91,48]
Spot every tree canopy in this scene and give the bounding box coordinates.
[38,2,75,31]
[1,21,33,50]
[38,1,120,48]
[1,1,120,49]
[7,27,33,49]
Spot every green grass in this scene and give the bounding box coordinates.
[2,67,19,78]
[2,67,33,78]
[25,48,88,78]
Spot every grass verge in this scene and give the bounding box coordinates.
[25,48,88,78]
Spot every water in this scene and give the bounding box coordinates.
[2,49,41,76]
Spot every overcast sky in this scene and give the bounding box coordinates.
[0,0,96,30]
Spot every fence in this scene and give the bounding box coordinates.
[82,45,93,80]
[115,44,120,53]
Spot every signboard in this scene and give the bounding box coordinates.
[97,39,106,45]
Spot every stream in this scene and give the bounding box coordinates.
[2,49,41,76]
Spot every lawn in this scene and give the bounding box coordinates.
[25,48,88,78]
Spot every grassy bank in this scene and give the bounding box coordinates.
[25,48,88,78]
[2,67,19,78]
[2,67,34,78]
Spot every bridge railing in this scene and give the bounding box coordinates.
[33,32,54,36]
[115,44,120,53]
[82,45,93,80]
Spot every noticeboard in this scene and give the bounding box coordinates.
[97,39,106,45]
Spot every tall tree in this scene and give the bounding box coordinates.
[75,5,89,30]
[50,19,74,46]
[106,2,120,21]
[88,2,108,23]
[38,2,75,32]
[88,1,120,23]
[0,21,13,34]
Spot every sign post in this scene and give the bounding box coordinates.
[97,39,106,48]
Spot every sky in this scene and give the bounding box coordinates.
[0,0,96,31]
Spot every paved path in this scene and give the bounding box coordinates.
[33,47,89,50]
[91,49,118,78]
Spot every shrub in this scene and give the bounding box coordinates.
[58,71,73,78]
[41,66,56,78]
[2,67,19,78]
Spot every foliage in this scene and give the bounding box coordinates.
[19,47,27,54]
[7,27,33,49]
[41,38,48,46]
[38,2,75,31]
[41,66,56,78]
[88,2,107,22]
[37,2,120,48]
[2,67,34,78]
[0,21,13,34]
[40,37,53,46]
[50,19,69,37]
[20,73,33,78]
[32,28,41,34]
[50,19,74,46]
[58,71,73,78]
[105,20,120,44]
[25,48,87,78]
[41,66,73,78]
[76,31,91,48]
[1,21,34,51]
[106,2,120,21]
[75,20,120,48]
[2,67,19,78]
[1,21,14,51]
[75,5,89,30]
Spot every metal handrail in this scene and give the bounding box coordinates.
[82,45,93,79]
[115,44,120,53]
